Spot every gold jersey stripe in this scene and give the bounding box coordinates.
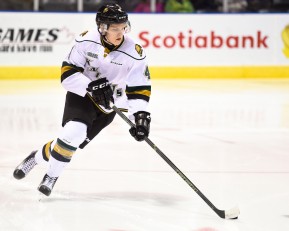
[126,90,151,97]
[61,66,73,75]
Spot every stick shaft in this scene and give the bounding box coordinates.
[111,105,225,218]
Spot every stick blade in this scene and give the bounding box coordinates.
[225,206,240,219]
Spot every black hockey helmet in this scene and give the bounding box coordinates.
[96,3,128,25]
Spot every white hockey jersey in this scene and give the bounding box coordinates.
[61,27,151,115]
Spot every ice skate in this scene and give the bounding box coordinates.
[38,174,58,196]
[13,151,37,180]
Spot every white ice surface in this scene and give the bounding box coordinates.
[0,79,289,231]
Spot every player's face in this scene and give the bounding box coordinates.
[106,23,127,46]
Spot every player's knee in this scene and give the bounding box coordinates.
[50,121,87,162]
[60,121,87,148]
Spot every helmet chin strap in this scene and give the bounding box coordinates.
[103,35,113,45]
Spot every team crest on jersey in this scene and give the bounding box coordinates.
[135,44,143,57]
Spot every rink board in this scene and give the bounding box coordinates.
[0,12,289,79]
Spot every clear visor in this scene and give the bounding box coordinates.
[99,21,131,35]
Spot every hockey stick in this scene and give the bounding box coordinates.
[110,105,240,219]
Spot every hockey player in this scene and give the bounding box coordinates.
[13,3,151,196]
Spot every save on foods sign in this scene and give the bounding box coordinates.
[0,12,288,78]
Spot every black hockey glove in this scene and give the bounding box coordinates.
[87,78,113,109]
[129,111,151,142]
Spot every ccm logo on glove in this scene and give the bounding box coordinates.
[91,82,109,90]
[87,78,113,109]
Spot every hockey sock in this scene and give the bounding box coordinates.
[47,155,69,178]
[47,138,77,177]
[34,140,53,164]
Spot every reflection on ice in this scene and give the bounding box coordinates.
[1,79,289,231]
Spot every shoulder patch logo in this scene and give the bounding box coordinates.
[87,52,98,59]
[135,44,143,57]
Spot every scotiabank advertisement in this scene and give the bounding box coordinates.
[130,14,289,66]
[0,12,288,67]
